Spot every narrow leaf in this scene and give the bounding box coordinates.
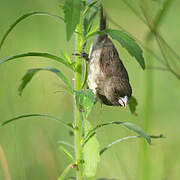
[0,12,64,50]
[100,134,164,155]
[83,0,101,36]
[86,0,97,6]
[81,60,88,88]
[122,122,151,144]
[0,114,71,129]
[84,121,151,145]
[75,89,96,119]
[64,177,76,180]
[0,52,73,70]
[128,96,138,115]
[63,0,81,41]
[57,141,74,149]
[18,67,73,95]
[60,50,72,64]
[54,90,71,94]
[83,120,100,177]
[58,164,74,180]
[96,178,116,180]
[100,136,139,155]
[59,146,74,161]
[86,29,145,69]
[84,121,123,145]
[104,29,145,69]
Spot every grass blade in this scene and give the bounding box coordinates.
[0,52,73,70]
[0,114,71,129]
[0,12,64,51]
[18,67,73,95]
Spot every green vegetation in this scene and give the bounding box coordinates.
[0,0,179,179]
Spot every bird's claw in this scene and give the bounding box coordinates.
[72,51,89,61]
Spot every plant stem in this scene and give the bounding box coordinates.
[140,36,154,180]
[74,13,84,180]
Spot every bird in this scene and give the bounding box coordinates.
[87,6,132,107]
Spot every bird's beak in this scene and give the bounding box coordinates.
[118,96,128,107]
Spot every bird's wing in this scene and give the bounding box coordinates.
[99,38,129,81]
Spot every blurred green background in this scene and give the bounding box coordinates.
[0,0,179,179]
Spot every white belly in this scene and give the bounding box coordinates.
[88,47,104,95]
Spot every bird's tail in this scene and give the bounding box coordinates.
[100,5,106,31]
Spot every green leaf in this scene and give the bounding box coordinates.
[122,122,151,144]
[75,89,96,119]
[81,60,88,88]
[100,136,139,155]
[83,120,100,177]
[63,0,81,41]
[86,29,145,69]
[86,0,97,6]
[128,96,138,115]
[100,134,164,155]
[83,0,101,36]
[60,50,72,64]
[57,141,74,149]
[58,164,74,180]
[0,114,71,129]
[96,178,116,180]
[104,29,145,69]
[86,25,98,38]
[64,178,75,180]
[0,52,73,70]
[0,12,64,51]
[18,67,73,96]
[59,146,74,161]
[84,121,151,145]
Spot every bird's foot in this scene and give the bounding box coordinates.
[72,51,89,61]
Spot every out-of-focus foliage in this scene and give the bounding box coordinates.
[0,0,180,180]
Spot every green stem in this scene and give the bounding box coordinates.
[74,13,84,180]
[140,26,153,180]
[139,39,153,180]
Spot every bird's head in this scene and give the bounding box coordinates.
[118,95,129,107]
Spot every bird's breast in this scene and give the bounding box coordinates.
[88,47,104,95]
